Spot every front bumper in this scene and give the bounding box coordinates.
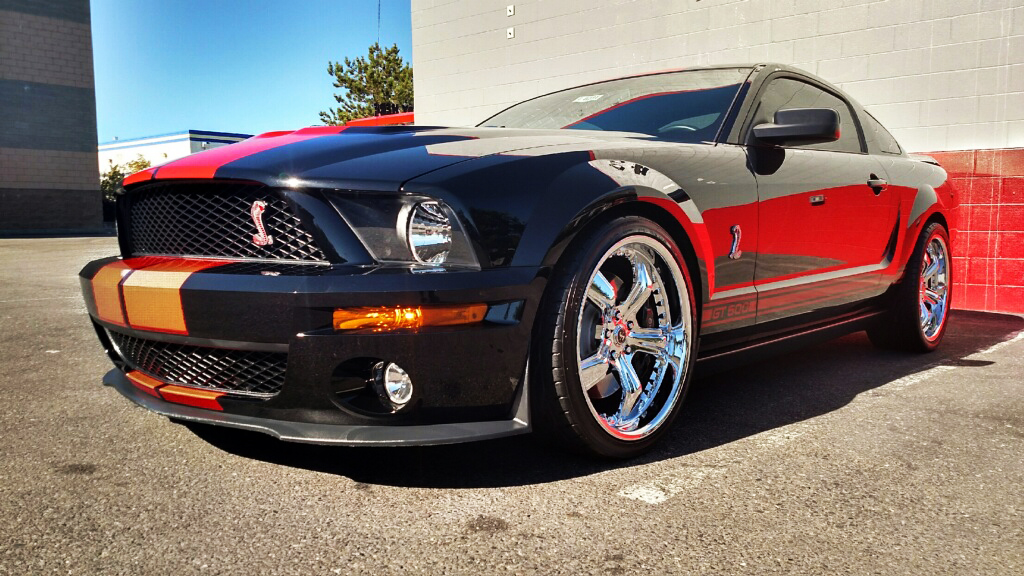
[81,257,546,445]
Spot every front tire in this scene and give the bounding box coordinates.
[532,216,698,458]
[868,222,951,352]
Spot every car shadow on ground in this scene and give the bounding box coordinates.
[185,311,1023,488]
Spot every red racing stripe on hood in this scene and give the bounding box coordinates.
[123,167,158,187]
[151,126,348,180]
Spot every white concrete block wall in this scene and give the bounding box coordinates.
[411,0,1024,152]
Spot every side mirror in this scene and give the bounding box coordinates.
[752,108,840,146]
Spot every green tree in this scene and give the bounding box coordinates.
[320,42,413,126]
[100,154,151,203]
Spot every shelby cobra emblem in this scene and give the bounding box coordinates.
[250,200,273,246]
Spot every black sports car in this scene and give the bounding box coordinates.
[80,64,955,458]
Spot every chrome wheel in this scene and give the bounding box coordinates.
[575,235,691,440]
[919,234,949,341]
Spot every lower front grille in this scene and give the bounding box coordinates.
[107,330,287,398]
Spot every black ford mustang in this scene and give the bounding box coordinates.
[81,64,955,458]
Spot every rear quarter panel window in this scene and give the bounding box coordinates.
[863,111,903,155]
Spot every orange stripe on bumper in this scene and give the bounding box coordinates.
[121,260,221,334]
[158,385,225,411]
[125,370,164,397]
[91,261,133,326]
[91,258,225,335]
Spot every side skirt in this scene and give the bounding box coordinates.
[695,308,885,376]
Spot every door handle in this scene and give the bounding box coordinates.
[809,194,826,205]
[867,174,888,194]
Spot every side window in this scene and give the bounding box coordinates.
[747,77,863,153]
[862,111,902,155]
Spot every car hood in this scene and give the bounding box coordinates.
[125,126,657,191]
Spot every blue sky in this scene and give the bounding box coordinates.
[91,0,412,143]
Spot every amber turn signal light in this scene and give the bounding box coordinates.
[333,304,487,331]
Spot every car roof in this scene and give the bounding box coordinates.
[558,63,841,96]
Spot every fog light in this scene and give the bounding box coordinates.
[373,362,413,410]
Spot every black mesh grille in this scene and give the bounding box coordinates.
[125,181,327,262]
[108,330,287,398]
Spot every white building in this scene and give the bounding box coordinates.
[411,0,1022,154]
[98,130,251,175]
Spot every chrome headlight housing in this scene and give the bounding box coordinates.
[402,201,453,263]
[327,193,479,269]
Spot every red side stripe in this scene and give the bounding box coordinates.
[153,126,348,180]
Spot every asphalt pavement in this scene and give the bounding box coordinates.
[1,237,1022,575]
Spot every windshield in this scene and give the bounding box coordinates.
[479,68,751,143]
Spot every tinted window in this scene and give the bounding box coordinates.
[748,77,862,153]
[480,68,751,144]
[862,111,902,155]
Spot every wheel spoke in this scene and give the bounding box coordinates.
[923,258,940,282]
[933,302,946,327]
[923,289,941,306]
[587,271,617,311]
[660,324,688,374]
[625,327,667,355]
[613,353,643,420]
[620,251,657,321]
[579,353,610,391]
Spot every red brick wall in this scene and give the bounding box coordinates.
[928,148,1024,316]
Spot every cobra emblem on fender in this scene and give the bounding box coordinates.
[728,224,742,260]
[250,200,274,246]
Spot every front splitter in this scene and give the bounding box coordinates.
[103,369,531,446]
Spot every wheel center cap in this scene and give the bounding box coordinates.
[614,328,627,345]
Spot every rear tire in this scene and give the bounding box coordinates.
[531,216,698,459]
[868,222,951,352]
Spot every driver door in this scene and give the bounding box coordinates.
[745,76,898,323]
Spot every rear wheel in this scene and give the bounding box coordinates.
[532,216,697,458]
[868,222,951,352]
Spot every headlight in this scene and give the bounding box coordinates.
[405,201,451,263]
[327,193,479,269]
